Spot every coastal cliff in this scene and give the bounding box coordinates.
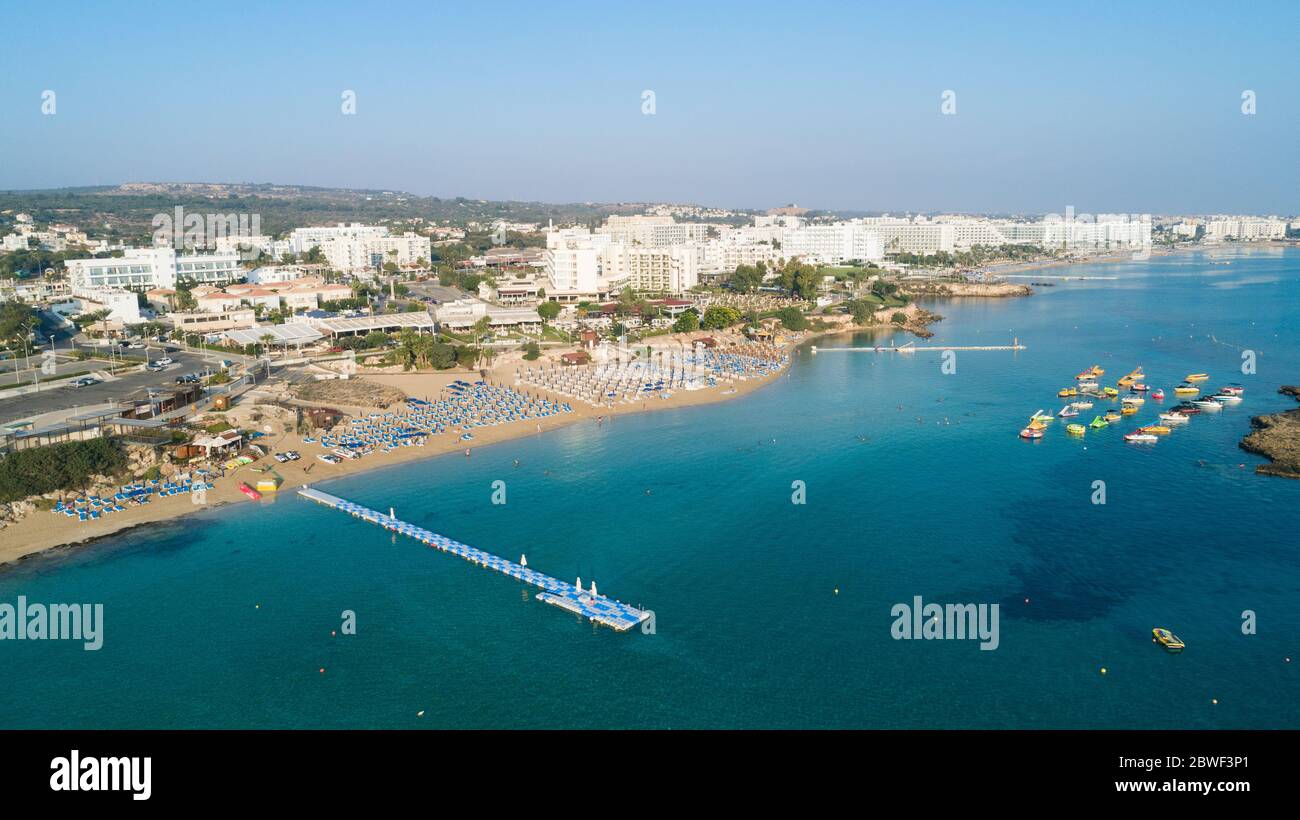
[1239,386,1300,479]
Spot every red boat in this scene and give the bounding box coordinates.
[1150,388,1165,400]
[238,482,262,501]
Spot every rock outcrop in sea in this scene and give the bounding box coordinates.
[1239,386,1300,479]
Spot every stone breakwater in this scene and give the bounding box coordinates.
[1238,386,1300,479]
[901,281,1032,298]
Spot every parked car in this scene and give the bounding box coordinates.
[285,451,301,461]
[317,454,342,465]
[273,453,289,463]
[70,376,98,388]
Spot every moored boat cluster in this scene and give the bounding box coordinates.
[1023,365,1245,443]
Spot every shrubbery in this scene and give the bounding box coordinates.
[0,437,128,502]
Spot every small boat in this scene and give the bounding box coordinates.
[1058,387,1077,398]
[1173,384,1200,396]
[1070,400,1094,410]
[1018,427,1044,440]
[1158,412,1190,425]
[1121,396,1145,406]
[1117,367,1145,388]
[238,482,262,501]
[1173,404,1200,415]
[1138,425,1171,435]
[1030,411,1054,424]
[1212,393,1242,405]
[1150,388,1165,400]
[1089,416,1109,429]
[1185,373,1209,383]
[1192,399,1223,411]
[1124,432,1158,443]
[1152,628,1185,653]
[1058,405,1079,418]
[1102,386,1119,397]
[1104,411,1122,423]
[1066,423,1086,436]
[1131,383,1149,392]
[1219,385,1244,396]
[1076,366,1104,380]
[1121,405,1138,415]
[1077,381,1100,392]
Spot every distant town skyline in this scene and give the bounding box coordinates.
[2,1,1298,213]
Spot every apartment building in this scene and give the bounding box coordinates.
[782,222,885,263]
[1204,217,1287,241]
[287,223,432,273]
[64,247,242,293]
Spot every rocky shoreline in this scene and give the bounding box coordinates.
[1238,386,1300,479]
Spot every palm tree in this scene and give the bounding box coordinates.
[79,309,113,339]
[472,315,491,366]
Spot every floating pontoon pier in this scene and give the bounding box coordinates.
[811,340,1025,354]
[297,487,649,632]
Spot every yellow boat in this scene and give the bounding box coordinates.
[1102,387,1119,397]
[1058,387,1077,398]
[1153,628,1184,652]
[1104,411,1122,423]
[1116,367,1145,388]
[1185,373,1209,382]
[1121,396,1145,406]
[1066,423,1086,436]
[1138,425,1171,435]
[1173,384,1200,396]
[1121,405,1138,415]
[1075,365,1104,380]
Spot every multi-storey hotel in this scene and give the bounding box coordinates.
[288,223,432,273]
[1204,217,1287,241]
[781,222,885,264]
[64,247,243,293]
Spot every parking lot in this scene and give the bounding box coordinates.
[0,347,243,423]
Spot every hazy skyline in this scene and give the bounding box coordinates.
[2,0,1297,214]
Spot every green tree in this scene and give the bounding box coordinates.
[672,309,700,333]
[775,306,808,331]
[700,306,742,330]
[537,301,561,322]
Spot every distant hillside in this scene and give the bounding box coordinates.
[0,182,740,240]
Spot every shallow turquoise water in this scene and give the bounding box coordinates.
[1,248,1297,728]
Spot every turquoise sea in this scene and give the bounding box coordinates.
[1,248,1297,729]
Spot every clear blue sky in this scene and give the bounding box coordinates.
[1,0,1296,214]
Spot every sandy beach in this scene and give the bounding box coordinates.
[0,340,788,568]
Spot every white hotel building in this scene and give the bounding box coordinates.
[543,227,702,300]
[1204,217,1287,241]
[288,224,432,274]
[65,247,243,293]
[781,222,885,264]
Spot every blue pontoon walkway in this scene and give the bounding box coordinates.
[297,487,650,632]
